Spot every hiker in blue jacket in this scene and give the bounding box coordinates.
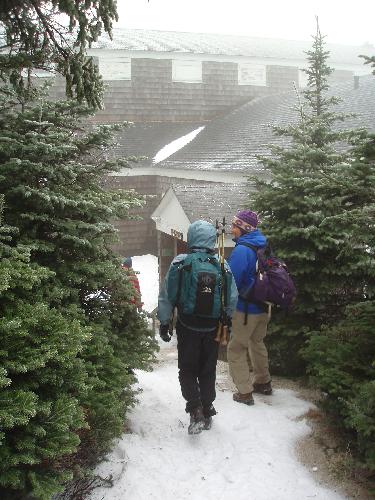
[158,220,238,434]
[227,210,272,406]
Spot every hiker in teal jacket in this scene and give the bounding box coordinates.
[158,220,238,434]
[227,210,273,406]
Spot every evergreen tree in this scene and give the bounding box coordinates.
[0,82,157,498]
[248,20,365,374]
[361,54,375,74]
[0,196,90,497]
[0,0,118,108]
[303,132,375,472]
[0,3,158,497]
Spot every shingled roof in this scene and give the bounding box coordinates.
[158,75,375,173]
[171,183,249,224]
[95,28,373,67]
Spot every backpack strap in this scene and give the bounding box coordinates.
[237,242,258,253]
[175,259,190,307]
[207,255,228,307]
[238,242,259,272]
[238,242,272,255]
[168,257,185,308]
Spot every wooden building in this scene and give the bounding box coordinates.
[87,29,371,123]
[103,74,375,259]
[151,184,249,281]
[44,31,375,262]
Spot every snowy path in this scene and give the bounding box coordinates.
[90,338,345,500]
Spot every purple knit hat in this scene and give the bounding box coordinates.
[232,210,259,232]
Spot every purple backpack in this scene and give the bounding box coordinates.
[239,243,297,310]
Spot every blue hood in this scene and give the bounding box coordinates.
[235,229,267,249]
[187,220,216,251]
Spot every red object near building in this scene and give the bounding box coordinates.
[122,258,143,310]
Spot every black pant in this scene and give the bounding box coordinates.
[176,321,219,414]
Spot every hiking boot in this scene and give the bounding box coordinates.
[203,404,217,418]
[188,406,205,435]
[202,404,216,431]
[233,392,254,406]
[203,416,213,430]
[253,381,273,395]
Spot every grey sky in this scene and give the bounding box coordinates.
[115,0,375,47]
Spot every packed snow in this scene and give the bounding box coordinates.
[90,254,344,500]
[132,254,159,313]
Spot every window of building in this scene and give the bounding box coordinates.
[172,60,202,83]
[238,63,267,86]
[99,56,131,80]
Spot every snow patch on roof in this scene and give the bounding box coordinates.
[153,126,205,164]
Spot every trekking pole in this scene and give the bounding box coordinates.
[214,217,228,345]
[220,217,228,345]
[214,219,221,343]
[215,219,220,252]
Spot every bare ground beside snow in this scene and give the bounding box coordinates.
[285,382,372,500]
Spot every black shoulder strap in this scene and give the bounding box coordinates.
[237,242,258,253]
[175,258,187,306]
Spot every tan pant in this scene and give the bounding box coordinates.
[227,310,270,394]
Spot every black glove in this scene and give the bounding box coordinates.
[159,323,171,342]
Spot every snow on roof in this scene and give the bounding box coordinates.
[153,126,205,164]
[94,28,374,67]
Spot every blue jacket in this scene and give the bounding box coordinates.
[228,229,267,314]
[157,220,238,329]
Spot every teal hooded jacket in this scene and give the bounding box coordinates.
[157,220,238,329]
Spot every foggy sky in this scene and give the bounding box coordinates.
[115,0,375,47]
